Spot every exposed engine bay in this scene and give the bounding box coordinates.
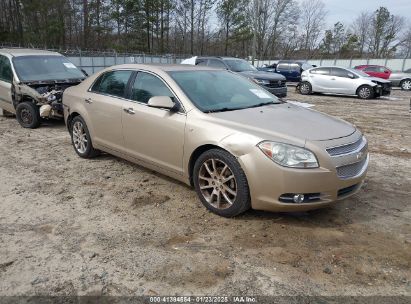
[12,80,82,119]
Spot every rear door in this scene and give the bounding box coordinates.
[0,55,15,112]
[276,63,290,80]
[85,70,133,151]
[289,63,301,82]
[309,67,332,92]
[121,71,186,175]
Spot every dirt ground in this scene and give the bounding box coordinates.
[0,87,410,297]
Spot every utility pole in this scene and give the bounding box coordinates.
[252,0,259,65]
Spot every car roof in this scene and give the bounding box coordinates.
[107,63,222,72]
[355,65,386,68]
[0,48,62,57]
[197,56,244,61]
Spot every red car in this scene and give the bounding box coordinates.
[354,65,391,79]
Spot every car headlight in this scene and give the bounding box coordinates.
[253,78,270,85]
[258,141,319,168]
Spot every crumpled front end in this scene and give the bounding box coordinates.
[13,81,81,119]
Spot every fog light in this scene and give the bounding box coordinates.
[293,194,305,203]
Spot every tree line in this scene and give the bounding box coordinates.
[1,0,410,59]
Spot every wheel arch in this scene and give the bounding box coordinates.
[66,111,81,131]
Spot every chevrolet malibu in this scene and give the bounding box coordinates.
[63,64,369,217]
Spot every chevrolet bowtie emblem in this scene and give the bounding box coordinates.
[356,151,363,160]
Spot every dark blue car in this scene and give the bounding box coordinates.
[258,60,314,82]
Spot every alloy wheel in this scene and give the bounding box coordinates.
[72,121,88,154]
[401,80,411,90]
[300,83,310,94]
[20,108,33,124]
[358,87,371,99]
[198,158,237,210]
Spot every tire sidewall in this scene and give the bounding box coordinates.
[193,149,250,217]
[16,102,40,128]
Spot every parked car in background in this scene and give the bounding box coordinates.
[64,64,368,217]
[181,56,287,97]
[259,60,313,82]
[300,66,391,99]
[388,68,411,90]
[0,48,86,128]
[354,65,391,79]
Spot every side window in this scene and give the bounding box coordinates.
[311,67,330,75]
[130,72,174,104]
[290,64,300,72]
[332,68,351,78]
[276,63,289,71]
[363,66,377,72]
[91,70,132,98]
[207,59,227,69]
[0,55,13,83]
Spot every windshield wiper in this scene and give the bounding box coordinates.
[205,107,243,113]
[243,101,279,109]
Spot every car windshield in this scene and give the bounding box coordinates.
[224,59,257,72]
[348,68,368,77]
[13,55,85,82]
[169,70,280,112]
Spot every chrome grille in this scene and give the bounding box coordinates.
[326,137,365,156]
[336,156,368,179]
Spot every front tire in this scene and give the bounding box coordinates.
[357,85,374,99]
[400,79,411,91]
[70,116,100,158]
[193,149,251,217]
[16,102,41,128]
[299,81,312,95]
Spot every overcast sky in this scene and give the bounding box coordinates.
[312,0,411,27]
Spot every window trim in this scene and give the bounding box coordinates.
[0,55,13,83]
[89,68,186,114]
[88,69,134,99]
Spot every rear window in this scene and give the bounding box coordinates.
[91,70,133,98]
[310,67,330,75]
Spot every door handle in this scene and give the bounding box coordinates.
[331,78,336,80]
[123,108,135,114]
[85,98,93,104]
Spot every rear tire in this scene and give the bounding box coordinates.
[299,81,312,95]
[193,149,251,217]
[357,85,374,99]
[70,116,100,158]
[400,79,411,91]
[16,102,41,128]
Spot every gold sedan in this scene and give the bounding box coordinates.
[63,64,368,217]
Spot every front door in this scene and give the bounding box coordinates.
[121,71,186,175]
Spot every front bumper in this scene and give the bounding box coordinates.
[264,86,287,98]
[238,133,368,212]
[374,84,391,96]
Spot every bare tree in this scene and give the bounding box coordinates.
[299,0,326,58]
[351,11,372,57]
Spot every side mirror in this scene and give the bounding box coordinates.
[148,96,176,111]
[384,70,389,74]
[347,73,355,79]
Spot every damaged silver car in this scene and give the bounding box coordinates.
[0,48,86,128]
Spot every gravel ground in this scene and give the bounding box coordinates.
[0,88,410,297]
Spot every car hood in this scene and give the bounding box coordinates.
[208,103,356,142]
[365,76,391,83]
[238,70,285,81]
[390,71,411,78]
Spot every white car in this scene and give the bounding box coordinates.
[299,66,391,99]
